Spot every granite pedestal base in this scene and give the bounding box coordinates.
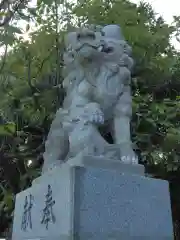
[12,157,173,240]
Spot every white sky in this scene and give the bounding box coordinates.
[2,0,180,50]
[132,0,180,49]
[132,0,180,24]
[29,0,180,24]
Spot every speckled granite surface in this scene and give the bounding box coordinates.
[73,166,173,240]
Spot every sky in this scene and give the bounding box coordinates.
[29,0,180,24]
[28,0,180,49]
[132,0,180,24]
[1,0,180,52]
[132,0,180,49]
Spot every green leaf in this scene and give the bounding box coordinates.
[3,193,14,211]
[0,122,16,136]
[41,0,54,6]
[19,13,30,21]
[0,12,8,17]
[0,34,16,45]
[6,25,22,34]
[28,7,37,16]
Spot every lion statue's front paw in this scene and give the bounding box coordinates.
[88,109,104,125]
[82,102,105,125]
[120,143,138,164]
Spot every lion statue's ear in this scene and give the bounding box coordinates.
[102,25,125,41]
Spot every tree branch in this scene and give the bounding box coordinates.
[0,44,8,74]
[0,0,27,27]
[26,53,41,110]
[0,0,7,10]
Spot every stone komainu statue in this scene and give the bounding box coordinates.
[42,24,138,174]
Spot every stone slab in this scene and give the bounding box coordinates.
[12,164,74,240]
[67,155,145,176]
[33,156,144,186]
[74,166,173,239]
[12,163,173,240]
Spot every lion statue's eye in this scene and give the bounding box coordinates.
[104,47,114,53]
[76,31,95,41]
[101,31,105,36]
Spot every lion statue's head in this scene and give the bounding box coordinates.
[63,25,134,109]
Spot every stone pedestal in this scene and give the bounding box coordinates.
[12,156,173,240]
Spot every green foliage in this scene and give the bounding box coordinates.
[0,122,16,136]
[1,0,180,237]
